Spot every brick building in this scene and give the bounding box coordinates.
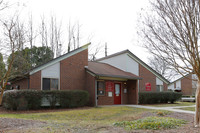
[168,74,196,96]
[10,45,170,106]
[97,50,170,93]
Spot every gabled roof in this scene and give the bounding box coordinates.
[169,74,191,85]
[86,61,142,80]
[30,43,90,75]
[96,50,170,84]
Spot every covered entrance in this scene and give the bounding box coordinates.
[86,61,142,106]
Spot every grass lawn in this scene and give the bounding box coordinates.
[178,107,195,111]
[146,102,195,107]
[0,106,152,132]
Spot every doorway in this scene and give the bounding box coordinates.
[114,83,121,104]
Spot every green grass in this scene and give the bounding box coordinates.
[178,107,195,111]
[0,106,150,132]
[0,106,147,122]
[147,102,195,107]
[114,116,187,130]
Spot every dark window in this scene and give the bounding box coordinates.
[97,81,105,96]
[43,78,50,90]
[42,78,58,90]
[156,85,163,92]
[51,79,58,90]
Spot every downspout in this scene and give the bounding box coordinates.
[138,80,140,104]
[95,80,98,107]
[95,75,99,107]
[28,78,30,89]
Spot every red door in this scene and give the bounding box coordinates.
[114,83,121,104]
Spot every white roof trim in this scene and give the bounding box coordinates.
[30,44,89,75]
[86,70,96,77]
[127,53,169,84]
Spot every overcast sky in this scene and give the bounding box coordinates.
[5,0,151,62]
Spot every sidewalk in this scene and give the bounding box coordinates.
[126,105,195,114]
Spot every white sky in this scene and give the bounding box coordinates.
[5,0,151,63]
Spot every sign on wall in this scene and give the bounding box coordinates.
[106,81,114,92]
[145,82,151,91]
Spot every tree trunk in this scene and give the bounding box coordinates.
[194,80,200,127]
[0,89,4,106]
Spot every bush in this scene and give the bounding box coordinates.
[139,92,182,104]
[2,90,89,110]
[2,90,42,110]
[114,117,186,130]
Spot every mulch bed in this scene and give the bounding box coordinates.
[0,118,46,132]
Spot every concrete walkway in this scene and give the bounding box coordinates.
[126,105,195,114]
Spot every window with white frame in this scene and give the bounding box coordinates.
[156,85,163,92]
[42,78,59,90]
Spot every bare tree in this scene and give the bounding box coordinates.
[67,21,81,52]
[0,0,8,11]
[0,17,24,105]
[89,43,104,61]
[51,16,62,57]
[140,0,200,127]
[27,13,38,68]
[148,56,176,81]
[39,15,63,58]
[40,15,48,47]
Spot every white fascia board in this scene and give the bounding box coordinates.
[127,53,168,84]
[86,70,96,77]
[30,45,88,75]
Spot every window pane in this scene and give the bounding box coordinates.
[115,84,120,95]
[156,85,160,92]
[51,79,58,90]
[160,85,164,92]
[97,81,105,95]
[43,78,50,90]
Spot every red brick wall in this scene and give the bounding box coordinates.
[85,72,96,106]
[181,75,193,95]
[163,83,168,91]
[139,64,156,91]
[11,78,29,90]
[98,90,114,105]
[97,81,115,105]
[29,71,41,90]
[139,64,167,92]
[127,80,138,104]
[60,49,88,90]
[122,82,128,104]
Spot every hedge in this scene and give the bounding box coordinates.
[2,90,89,110]
[139,92,182,104]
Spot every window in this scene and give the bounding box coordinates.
[97,81,105,96]
[156,85,163,92]
[42,78,59,90]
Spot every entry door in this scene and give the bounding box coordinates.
[114,83,121,104]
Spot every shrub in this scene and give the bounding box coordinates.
[139,92,182,104]
[2,90,89,110]
[114,117,186,130]
[2,90,42,110]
